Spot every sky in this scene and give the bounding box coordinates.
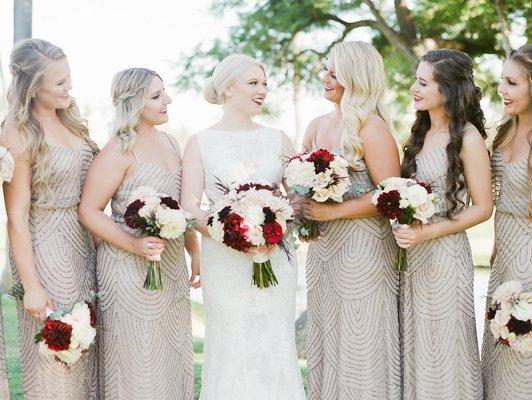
[0,0,333,147]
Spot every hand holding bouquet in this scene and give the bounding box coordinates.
[207,182,293,288]
[372,177,438,271]
[124,186,195,290]
[487,280,532,353]
[11,284,99,365]
[284,149,350,240]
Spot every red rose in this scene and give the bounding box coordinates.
[263,222,283,244]
[308,149,335,173]
[86,302,97,327]
[160,196,180,210]
[376,190,404,220]
[124,199,145,229]
[41,320,73,352]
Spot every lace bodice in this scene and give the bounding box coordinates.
[195,127,284,204]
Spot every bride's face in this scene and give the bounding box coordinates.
[225,64,267,115]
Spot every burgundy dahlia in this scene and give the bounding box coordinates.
[86,302,97,327]
[418,181,433,194]
[263,222,283,245]
[41,320,73,352]
[507,316,532,335]
[223,213,251,252]
[124,199,145,229]
[309,149,335,173]
[486,307,497,321]
[375,190,403,220]
[161,196,179,210]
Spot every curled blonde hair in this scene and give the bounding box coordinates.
[203,54,265,105]
[110,68,159,152]
[3,38,96,206]
[331,41,391,170]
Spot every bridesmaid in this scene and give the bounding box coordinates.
[0,39,99,399]
[303,41,402,399]
[481,44,532,400]
[78,68,198,399]
[394,49,493,399]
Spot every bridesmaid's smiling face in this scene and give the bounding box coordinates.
[140,76,172,126]
[411,61,444,111]
[322,56,344,104]
[498,59,531,117]
[35,57,72,110]
[225,64,267,116]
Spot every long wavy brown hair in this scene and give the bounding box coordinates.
[491,44,532,216]
[401,49,487,218]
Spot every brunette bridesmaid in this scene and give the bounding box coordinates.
[481,43,532,400]
[0,38,98,399]
[394,49,493,400]
[78,68,198,399]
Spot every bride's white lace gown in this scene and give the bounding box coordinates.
[195,127,306,400]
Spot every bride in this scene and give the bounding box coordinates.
[180,54,306,400]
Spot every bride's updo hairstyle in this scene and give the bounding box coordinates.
[203,54,265,105]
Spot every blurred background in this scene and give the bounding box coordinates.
[0,0,530,398]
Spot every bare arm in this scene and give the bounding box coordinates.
[78,140,164,259]
[304,118,401,221]
[394,128,494,248]
[180,135,209,236]
[185,231,201,288]
[1,123,54,319]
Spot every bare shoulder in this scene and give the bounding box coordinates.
[359,116,393,142]
[97,138,132,165]
[462,124,486,148]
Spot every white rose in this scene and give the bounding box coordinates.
[56,347,83,365]
[413,201,437,224]
[493,281,523,303]
[247,224,265,246]
[207,218,224,242]
[73,325,96,350]
[244,205,266,226]
[285,160,316,188]
[138,204,153,218]
[512,295,532,322]
[406,185,429,207]
[516,334,532,353]
[312,186,333,203]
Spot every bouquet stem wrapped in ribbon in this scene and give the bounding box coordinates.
[124,186,195,290]
[207,182,293,289]
[284,149,351,240]
[372,177,439,271]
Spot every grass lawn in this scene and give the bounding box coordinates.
[2,295,308,399]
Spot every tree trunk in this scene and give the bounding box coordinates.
[14,0,33,43]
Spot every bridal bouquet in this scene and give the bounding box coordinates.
[10,284,98,365]
[487,280,532,353]
[0,145,15,183]
[372,177,438,271]
[207,182,294,288]
[284,149,350,239]
[124,186,195,290]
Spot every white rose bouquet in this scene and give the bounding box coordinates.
[284,148,350,240]
[372,177,439,271]
[124,186,195,290]
[487,280,532,353]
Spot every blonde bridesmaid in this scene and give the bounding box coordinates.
[303,41,401,399]
[481,43,532,400]
[78,68,197,399]
[394,49,493,399]
[0,38,98,399]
